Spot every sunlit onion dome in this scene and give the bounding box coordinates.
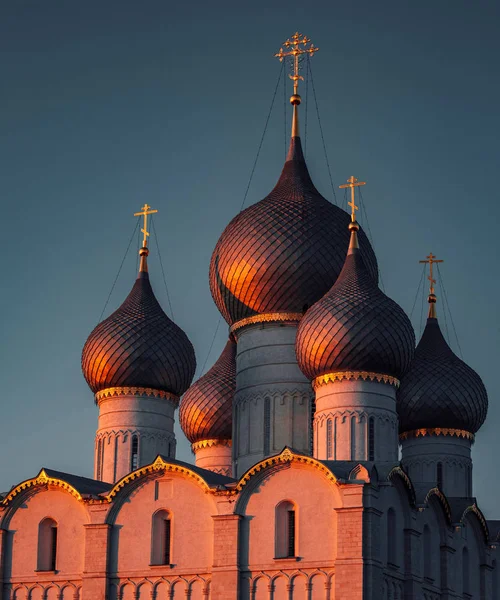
[296,199,415,383]
[179,337,236,444]
[82,207,196,399]
[209,35,377,327]
[397,267,487,434]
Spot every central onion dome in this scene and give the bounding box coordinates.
[209,100,378,326]
[82,247,196,398]
[296,218,415,382]
[397,293,488,433]
[179,337,236,444]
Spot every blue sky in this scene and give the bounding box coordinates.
[1,1,499,515]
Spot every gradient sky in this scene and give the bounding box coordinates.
[1,1,499,515]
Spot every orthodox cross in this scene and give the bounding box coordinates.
[275,32,319,95]
[134,203,158,248]
[339,176,366,222]
[419,253,443,295]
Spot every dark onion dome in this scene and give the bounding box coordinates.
[209,136,378,326]
[296,222,415,382]
[179,338,236,444]
[82,249,196,398]
[397,316,488,434]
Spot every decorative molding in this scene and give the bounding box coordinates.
[461,503,489,543]
[315,409,397,425]
[235,447,337,492]
[399,428,475,442]
[95,387,178,404]
[2,469,83,505]
[313,371,400,390]
[387,466,416,505]
[424,487,452,522]
[230,312,302,334]
[191,438,232,453]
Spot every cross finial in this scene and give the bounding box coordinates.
[339,176,366,222]
[419,253,444,318]
[134,203,158,249]
[275,32,319,96]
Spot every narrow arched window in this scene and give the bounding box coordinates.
[96,439,102,480]
[37,518,57,571]
[350,416,356,459]
[423,525,432,579]
[151,510,172,565]
[333,417,337,459]
[326,419,333,458]
[462,547,469,594]
[437,462,443,489]
[263,398,271,456]
[387,508,396,566]
[368,417,375,461]
[131,435,139,471]
[275,501,296,558]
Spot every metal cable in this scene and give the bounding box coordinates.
[304,57,309,157]
[419,269,426,338]
[358,188,385,293]
[409,263,426,322]
[200,65,285,376]
[98,219,139,324]
[151,216,175,320]
[284,59,287,161]
[308,58,338,205]
[437,264,464,358]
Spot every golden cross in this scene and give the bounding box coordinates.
[339,176,366,222]
[134,203,158,248]
[275,32,319,95]
[419,253,443,295]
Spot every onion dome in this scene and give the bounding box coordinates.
[209,90,377,327]
[296,196,415,383]
[179,338,236,444]
[397,275,487,434]
[82,208,196,398]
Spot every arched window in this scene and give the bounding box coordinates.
[130,435,139,471]
[462,547,469,595]
[368,417,375,461]
[263,398,271,456]
[37,518,57,571]
[326,419,333,459]
[423,525,432,580]
[275,501,297,558]
[437,462,443,489]
[96,439,102,480]
[151,510,172,565]
[387,508,397,566]
[350,416,356,459]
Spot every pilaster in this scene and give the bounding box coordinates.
[0,529,6,600]
[211,515,241,600]
[82,523,111,600]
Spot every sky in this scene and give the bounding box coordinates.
[0,1,499,515]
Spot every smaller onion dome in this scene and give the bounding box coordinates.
[179,338,236,444]
[82,231,196,398]
[397,298,488,434]
[296,206,415,382]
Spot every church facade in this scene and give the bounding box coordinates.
[0,34,498,600]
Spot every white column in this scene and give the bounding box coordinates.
[193,440,232,477]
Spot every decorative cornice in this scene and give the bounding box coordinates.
[387,466,416,505]
[230,312,302,334]
[95,387,178,404]
[461,503,489,542]
[105,456,210,502]
[313,371,400,390]
[2,469,83,505]
[235,447,337,493]
[424,487,452,522]
[191,438,232,453]
[399,428,475,442]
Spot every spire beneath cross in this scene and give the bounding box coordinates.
[419,253,444,318]
[339,176,366,222]
[134,203,158,249]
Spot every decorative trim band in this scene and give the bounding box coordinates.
[230,312,303,334]
[95,387,178,403]
[191,439,232,453]
[2,469,83,505]
[313,371,400,390]
[399,428,475,442]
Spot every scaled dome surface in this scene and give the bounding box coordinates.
[397,317,488,433]
[209,138,378,326]
[179,338,236,444]
[296,235,415,382]
[82,269,196,398]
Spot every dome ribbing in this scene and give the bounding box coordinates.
[397,317,488,433]
[209,137,378,326]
